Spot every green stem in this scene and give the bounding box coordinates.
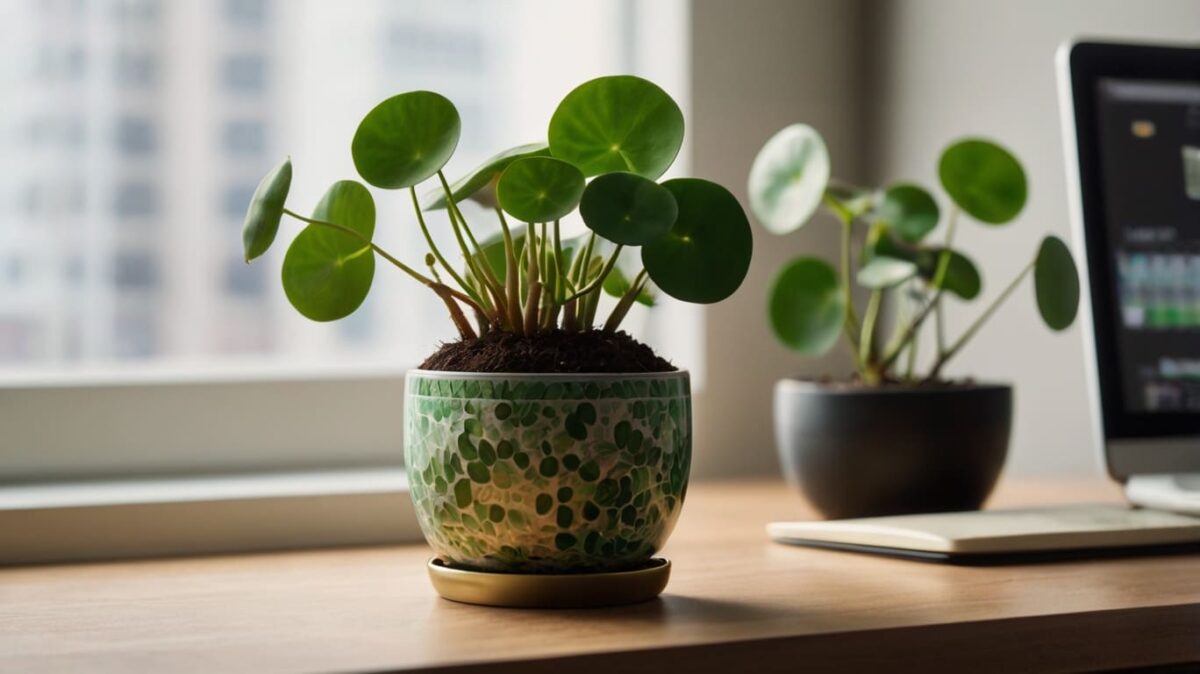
[571,232,596,288]
[823,195,862,361]
[282,208,485,317]
[931,206,959,357]
[859,289,882,373]
[408,188,477,302]
[524,222,542,334]
[553,220,565,302]
[904,330,918,381]
[435,173,498,304]
[838,217,861,342]
[603,269,647,332]
[926,258,1035,381]
[563,244,623,303]
[879,207,961,371]
[496,209,523,334]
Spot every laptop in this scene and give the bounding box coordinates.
[768,41,1200,561]
[1060,40,1200,513]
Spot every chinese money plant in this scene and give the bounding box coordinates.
[241,76,752,346]
[749,125,1081,385]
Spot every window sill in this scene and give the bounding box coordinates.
[1,468,420,565]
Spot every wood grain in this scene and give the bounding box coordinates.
[2,478,1198,673]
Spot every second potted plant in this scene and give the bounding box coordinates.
[749,125,1080,519]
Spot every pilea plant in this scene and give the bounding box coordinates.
[241,76,752,344]
[749,124,1081,385]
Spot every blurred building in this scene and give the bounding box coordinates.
[0,0,665,368]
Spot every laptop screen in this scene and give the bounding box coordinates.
[1095,78,1200,414]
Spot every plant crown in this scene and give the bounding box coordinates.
[242,76,753,340]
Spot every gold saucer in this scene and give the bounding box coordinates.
[427,557,671,608]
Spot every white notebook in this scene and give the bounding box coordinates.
[768,504,1200,557]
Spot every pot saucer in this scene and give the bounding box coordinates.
[427,557,670,608]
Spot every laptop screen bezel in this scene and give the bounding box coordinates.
[1062,41,1200,474]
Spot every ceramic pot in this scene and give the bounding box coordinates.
[405,369,691,573]
[773,380,1012,519]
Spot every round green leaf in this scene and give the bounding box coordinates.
[747,124,831,235]
[496,157,585,223]
[938,138,1026,224]
[242,157,292,262]
[641,178,752,304]
[422,142,550,210]
[579,172,678,246]
[1034,235,1080,331]
[876,183,939,242]
[916,248,982,301]
[548,75,684,179]
[351,91,460,189]
[282,181,376,321]
[857,256,918,288]
[768,257,845,355]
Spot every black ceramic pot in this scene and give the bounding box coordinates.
[773,380,1012,519]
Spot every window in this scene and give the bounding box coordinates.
[113,252,159,289]
[222,119,266,156]
[1,0,689,374]
[222,183,256,220]
[225,0,268,30]
[115,116,157,155]
[223,255,265,296]
[0,0,690,482]
[115,50,159,89]
[114,182,159,217]
[221,53,267,94]
[0,0,690,562]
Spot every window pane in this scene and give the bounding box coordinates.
[0,0,690,371]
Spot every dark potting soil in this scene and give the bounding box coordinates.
[420,329,676,374]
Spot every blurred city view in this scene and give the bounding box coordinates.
[0,0,687,372]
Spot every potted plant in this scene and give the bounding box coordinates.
[240,76,752,605]
[748,124,1080,519]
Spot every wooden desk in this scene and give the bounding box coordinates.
[2,479,1198,673]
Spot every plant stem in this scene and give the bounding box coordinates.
[901,282,918,381]
[603,269,647,332]
[571,232,596,289]
[931,206,959,358]
[563,244,623,303]
[904,329,918,380]
[553,220,565,302]
[496,209,523,335]
[440,173,508,315]
[926,257,1035,381]
[878,207,961,372]
[435,173,499,310]
[429,283,478,340]
[281,208,484,315]
[408,188,476,303]
[839,222,861,343]
[539,223,554,329]
[859,288,882,375]
[523,223,541,335]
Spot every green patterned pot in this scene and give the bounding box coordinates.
[404,369,691,573]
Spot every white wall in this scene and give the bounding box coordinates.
[863,0,1200,476]
[690,0,861,478]
[689,0,1200,480]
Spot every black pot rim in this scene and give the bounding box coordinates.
[409,368,689,380]
[776,378,1012,396]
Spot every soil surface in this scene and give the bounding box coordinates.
[420,329,676,374]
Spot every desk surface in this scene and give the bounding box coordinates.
[2,479,1198,674]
